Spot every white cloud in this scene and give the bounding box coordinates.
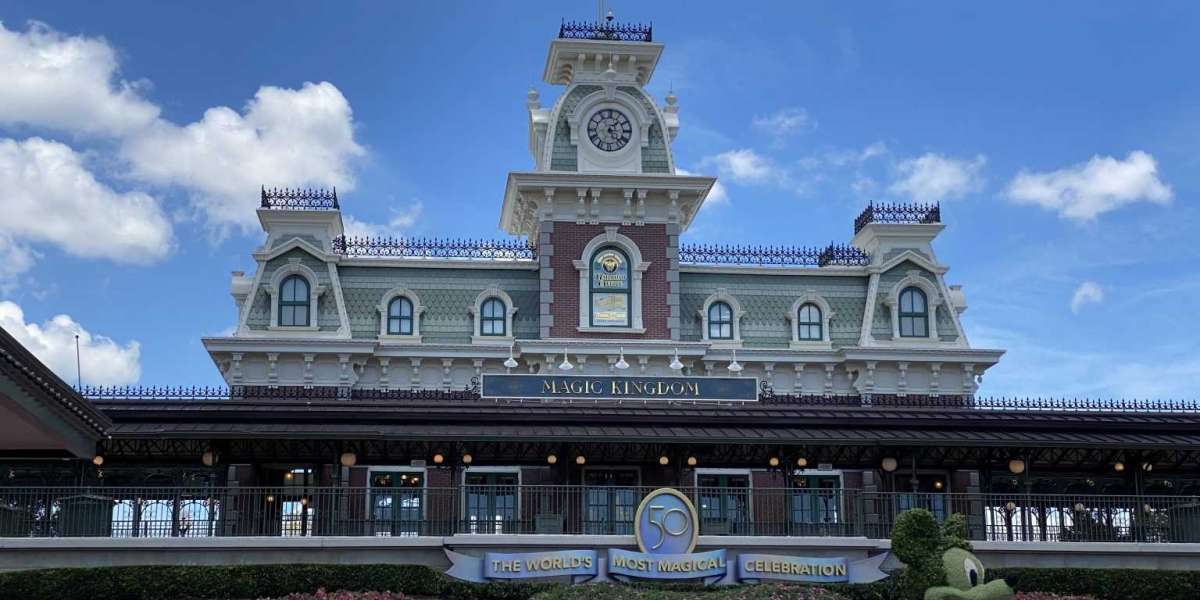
[121,82,365,231]
[826,141,888,167]
[889,153,986,202]
[700,148,776,184]
[751,107,815,137]
[1006,151,1172,222]
[0,300,140,386]
[0,21,159,136]
[0,137,173,279]
[342,202,425,238]
[676,168,728,209]
[1070,281,1104,314]
[0,21,365,233]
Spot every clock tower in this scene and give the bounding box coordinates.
[500,19,718,342]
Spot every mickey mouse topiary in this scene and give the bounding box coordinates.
[891,509,1014,600]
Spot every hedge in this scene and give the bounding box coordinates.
[990,567,1200,600]
[0,564,1198,600]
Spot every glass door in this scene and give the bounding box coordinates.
[789,475,843,535]
[696,473,750,535]
[583,469,639,534]
[370,471,424,536]
[464,472,518,534]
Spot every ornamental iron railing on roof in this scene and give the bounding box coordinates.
[80,385,1200,414]
[853,202,941,234]
[260,187,339,210]
[678,242,870,267]
[558,20,653,42]
[332,236,537,260]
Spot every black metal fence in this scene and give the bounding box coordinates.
[333,236,537,260]
[260,187,339,210]
[854,202,941,234]
[79,386,1200,414]
[558,20,652,42]
[678,243,870,267]
[2,486,1198,543]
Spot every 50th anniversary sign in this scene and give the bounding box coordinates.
[444,488,889,586]
[480,374,759,402]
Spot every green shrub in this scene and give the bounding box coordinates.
[990,567,1200,600]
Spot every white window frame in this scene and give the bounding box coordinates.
[469,287,517,345]
[884,270,941,341]
[265,259,324,331]
[574,227,650,333]
[698,289,744,349]
[378,287,424,343]
[786,293,835,350]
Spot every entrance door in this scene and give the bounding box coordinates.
[789,475,844,535]
[583,469,639,534]
[696,473,750,535]
[464,472,518,533]
[370,471,424,536]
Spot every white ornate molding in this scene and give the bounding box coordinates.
[698,288,744,349]
[377,286,425,343]
[469,287,518,345]
[786,291,835,350]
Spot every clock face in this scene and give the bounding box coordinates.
[587,109,633,152]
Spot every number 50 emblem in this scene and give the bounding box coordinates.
[634,488,699,554]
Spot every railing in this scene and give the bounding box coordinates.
[854,202,941,234]
[558,20,653,42]
[332,236,537,261]
[79,386,1200,414]
[260,187,339,210]
[1,486,1197,543]
[678,243,870,267]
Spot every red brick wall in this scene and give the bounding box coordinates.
[549,222,670,339]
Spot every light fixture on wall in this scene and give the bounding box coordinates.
[933,480,944,491]
[669,348,683,371]
[1114,461,1125,473]
[503,343,519,370]
[614,347,629,370]
[768,456,780,467]
[659,455,670,466]
[92,454,104,467]
[1008,459,1026,475]
[558,348,574,371]
[547,454,557,465]
[339,452,357,467]
[881,457,898,473]
[462,453,473,465]
[797,457,809,468]
[202,449,217,467]
[1142,462,1154,472]
[575,455,586,465]
[433,453,445,464]
[727,349,743,373]
[687,456,698,467]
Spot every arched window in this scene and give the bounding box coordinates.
[708,302,733,339]
[387,297,414,335]
[589,247,631,327]
[797,303,823,341]
[898,287,929,337]
[480,298,507,336]
[278,275,311,327]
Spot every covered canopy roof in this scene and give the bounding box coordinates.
[0,326,110,458]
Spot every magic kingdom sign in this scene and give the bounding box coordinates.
[445,487,889,585]
[480,374,759,402]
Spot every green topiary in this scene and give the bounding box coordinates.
[890,509,1013,600]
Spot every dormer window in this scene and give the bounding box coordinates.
[797,303,823,341]
[590,247,631,328]
[899,287,929,338]
[387,297,414,335]
[480,298,507,336]
[707,302,734,340]
[278,275,311,327]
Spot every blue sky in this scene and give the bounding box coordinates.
[0,1,1196,398]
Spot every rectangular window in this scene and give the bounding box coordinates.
[591,292,629,327]
[370,470,425,536]
[789,475,844,535]
[696,473,750,535]
[464,472,519,534]
[583,469,639,535]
